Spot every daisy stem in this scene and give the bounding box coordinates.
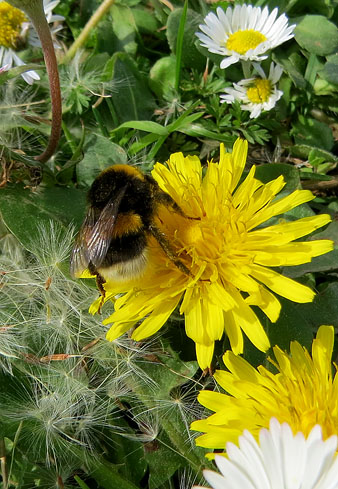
[8,0,62,163]
[241,60,252,79]
[62,0,115,64]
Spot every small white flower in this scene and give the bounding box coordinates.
[196,4,295,69]
[220,62,284,118]
[0,0,64,84]
[193,418,338,489]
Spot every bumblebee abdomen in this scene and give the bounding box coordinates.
[99,231,147,269]
[97,231,148,282]
[111,212,143,238]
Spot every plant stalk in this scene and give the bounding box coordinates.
[62,0,115,63]
[7,0,62,162]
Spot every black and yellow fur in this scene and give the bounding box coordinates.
[70,164,191,290]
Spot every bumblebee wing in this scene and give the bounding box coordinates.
[70,185,127,277]
[70,206,96,278]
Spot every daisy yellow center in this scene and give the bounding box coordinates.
[0,2,26,49]
[246,79,272,104]
[226,30,267,55]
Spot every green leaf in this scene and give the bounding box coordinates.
[74,475,91,489]
[283,221,338,278]
[254,163,301,193]
[102,53,156,123]
[132,7,159,33]
[129,132,161,154]
[166,7,205,71]
[299,171,332,181]
[274,50,307,88]
[0,185,87,252]
[321,54,338,85]
[304,53,323,86]
[169,112,203,131]
[166,100,201,131]
[313,77,338,95]
[85,457,140,489]
[77,134,128,187]
[114,120,168,136]
[267,298,315,352]
[180,123,235,143]
[174,0,188,91]
[288,144,338,162]
[107,432,147,486]
[0,64,43,84]
[291,116,334,151]
[295,15,338,56]
[111,4,137,55]
[149,56,177,100]
[145,430,185,489]
[283,283,338,330]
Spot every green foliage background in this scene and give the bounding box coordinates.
[0,0,338,487]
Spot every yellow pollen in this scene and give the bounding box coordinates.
[226,29,267,55]
[0,2,26,49]
[246,79,272,104]
[181,221,203,246]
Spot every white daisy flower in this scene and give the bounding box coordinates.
[193,418,338,489]
[0,0,63,84]
[196,4,295,69]
[220,62,284,118]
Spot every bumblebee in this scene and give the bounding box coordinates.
[70,164,191,291]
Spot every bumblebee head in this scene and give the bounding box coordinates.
[88,165,142,207]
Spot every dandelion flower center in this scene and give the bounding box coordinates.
[246,79,272,103]
[226,30,267,55]
[162,198,249,284]
[0,2,26,49]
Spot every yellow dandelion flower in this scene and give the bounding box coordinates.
[90,139,333,370]
[191,325,338,454]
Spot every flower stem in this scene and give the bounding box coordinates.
[241,59,252,79]
[62,0,115,64]
[9,0,62,162]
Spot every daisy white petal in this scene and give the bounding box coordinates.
[193,419,338,489]
[220,62,284,118]
[196,4,296,68]
[10,49,40,84]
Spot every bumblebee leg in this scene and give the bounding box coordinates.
[96,273,106,296]
[156,191,200,220]
[149,224,192,277]
[95,273,106,314]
